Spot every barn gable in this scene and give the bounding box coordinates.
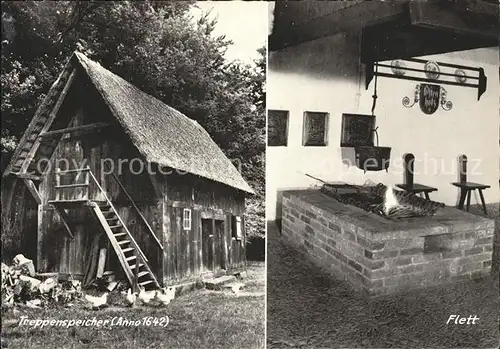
[2,51,251,289]
[3,51,253,195]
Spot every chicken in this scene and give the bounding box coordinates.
[39,277,57,294]
[230,283,244,294]
[71,280,82,292]
[155,287,175,306]
[138,287,156,305]
[125,288,137,307]
[84,292,108,309]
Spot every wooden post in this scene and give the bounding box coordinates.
[211,218,216,271]
[55,168,61,201]
[96,248,107,278]
[459,155,467,184]
[83,168,90,200]
[222,215,230,270]
[242,215,247,275]
[134,250,140,292]
[23,179,42,204]
[403,153,415,191]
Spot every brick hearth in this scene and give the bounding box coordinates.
[281,189,495,297]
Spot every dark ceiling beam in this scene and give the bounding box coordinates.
[270,0,498,53]
[360,19,497,63]
[269,1,407,52]
[409,1,498,40]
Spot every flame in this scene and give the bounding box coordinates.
[383,185,399,215]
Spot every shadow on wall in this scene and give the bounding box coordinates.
[269,31,362,81]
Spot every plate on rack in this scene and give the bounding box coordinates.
[455,69,467,83]
[391,60,406,76]
[424,61,440,80]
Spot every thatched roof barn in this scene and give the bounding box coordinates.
[2,51,252,289]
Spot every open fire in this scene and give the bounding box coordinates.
[320,182,445,219]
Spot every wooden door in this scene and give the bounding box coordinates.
[201,219,213,271]
[214,219,225,270]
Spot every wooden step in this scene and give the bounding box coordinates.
[109,225,122,230]
[126,256,137,262]
[204,275,237,290]
[118,240,131,246]
[114,232,127,238]
[55,183,89,189]
[49,199,90,208]
[138,280,154,287]
[137,271,149,278]
[130,263,144,270]
[56,168,91,174]
[121,247,134,254]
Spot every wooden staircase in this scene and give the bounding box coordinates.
[49,167,160,290]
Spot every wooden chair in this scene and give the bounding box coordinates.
[451,155,490,215]
[396,153,438,200]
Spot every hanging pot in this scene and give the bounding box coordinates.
[355,146,392,172]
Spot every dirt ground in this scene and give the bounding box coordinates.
[267,203,500,349]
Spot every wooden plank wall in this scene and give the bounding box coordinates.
[162,172,247,283]
[37,82,164,280]
[0,177,38,263]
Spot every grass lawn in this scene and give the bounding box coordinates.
[1,262,265,349]
[267,203,499,348]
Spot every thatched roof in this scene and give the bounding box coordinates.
[74,53,253,193]
[5,51,253,194]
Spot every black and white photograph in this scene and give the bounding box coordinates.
[1,1,266,348]
[267,1,499,348]
[2,0,500,349]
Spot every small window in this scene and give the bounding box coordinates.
[268,110,289,146]
[183,209,191,231]
[231,216,243,239]
[303,111,329,146]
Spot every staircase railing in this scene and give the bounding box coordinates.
[87,169,150,265]
[107,170,163,250]
[54,167,90,201]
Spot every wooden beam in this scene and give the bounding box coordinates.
[23,179,42,204]
[53,206,74,240]
[109,171,163,250]
[270,1,405,51]
[223,215,230,270]
[17,173,42,181]
[409,1,498,40]
[39,122,110,139]
[19,70,77,174]
[211,219,216,271]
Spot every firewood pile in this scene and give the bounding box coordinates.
[1,254,83,311]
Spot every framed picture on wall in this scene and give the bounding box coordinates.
[303,111,329,146]
[340,113,375,147]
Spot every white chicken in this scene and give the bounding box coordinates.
[230,283,245,294]
[155,287,175,306]
[125,288,137,307]
[84,292,108,309]
[39,277,57,294]
[138,287,156,305]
